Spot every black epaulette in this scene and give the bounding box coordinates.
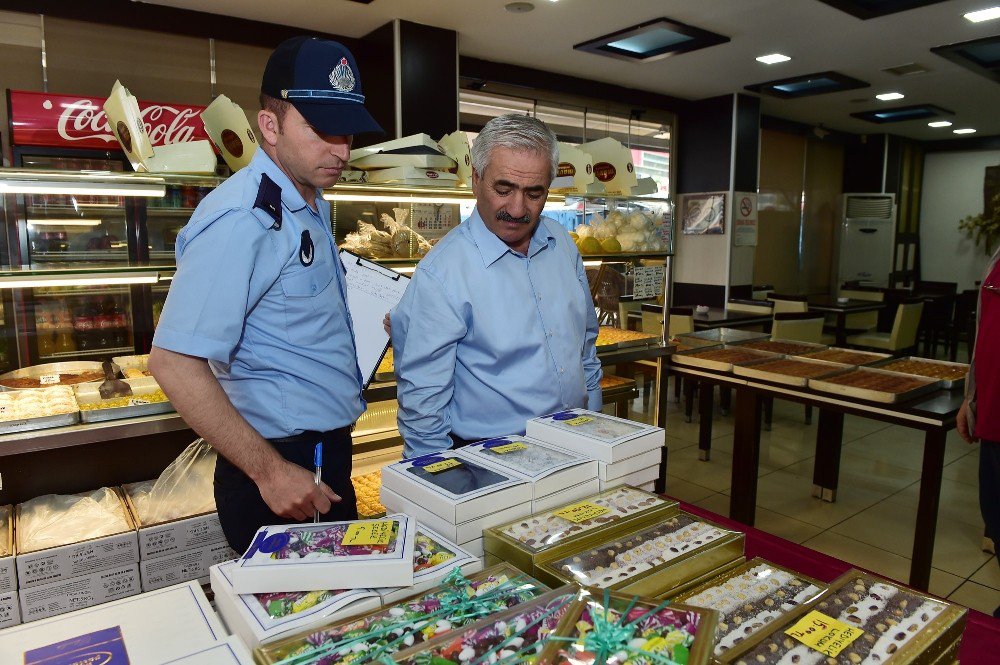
[253,173,283,230]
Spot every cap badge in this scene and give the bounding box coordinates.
[329,57,356,92]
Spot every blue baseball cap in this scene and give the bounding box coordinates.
[262,36,383,137]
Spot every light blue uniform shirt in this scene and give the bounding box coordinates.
[153,149,364,439]
[391,208,602,458]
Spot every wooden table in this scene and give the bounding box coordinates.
[807,295,885,346]
[638,304,772,330]
[668,361,962,591]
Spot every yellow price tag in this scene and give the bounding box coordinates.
[491,442,528,454]
[784,611,864,657]
[553,501,610,523]
[565,416,593,426]
[342,520,396,546]
[424,458,462,473]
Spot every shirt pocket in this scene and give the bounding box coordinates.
[280,261,336,344]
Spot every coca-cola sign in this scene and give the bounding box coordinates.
[9,89,209,150]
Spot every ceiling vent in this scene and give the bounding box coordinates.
[882,63,930,76]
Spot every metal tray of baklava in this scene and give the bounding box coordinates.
[869,356,969,391]
[733,355,851,387]
[0,361,104,391]
[796,346,891,366]
[678,327,771,344]
[0,410,79,435]
[672,344,780,372]
[74,377,174,423]
[729,338,828,356]
[807,366,942,403]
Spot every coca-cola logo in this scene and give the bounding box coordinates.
[557,162,576,177]
[221,128,243,157]
[593,162,616,182]
[55,98,199,145]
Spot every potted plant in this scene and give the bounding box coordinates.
[959,191,1000,255]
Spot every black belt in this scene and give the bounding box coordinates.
[269,426,351,445]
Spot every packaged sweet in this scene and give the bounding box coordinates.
[393,586,577,664]
[542,589,718,665]
[17,487,130,553]
[254,564,549,664]
[126,438,216,525]
[375,527,482,603]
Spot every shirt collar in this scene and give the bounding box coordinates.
[468,207,556,267]
[250,149,315,214]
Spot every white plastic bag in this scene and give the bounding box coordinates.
[18,487,129,553]
[129,438,217,525]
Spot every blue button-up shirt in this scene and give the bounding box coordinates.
[153,149,365,439]
[391,208,602,458]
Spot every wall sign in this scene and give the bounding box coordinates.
[733,192,758,247]
[681,193,726,235]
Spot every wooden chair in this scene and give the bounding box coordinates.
[847,299,924,354]
[764,312,825,427]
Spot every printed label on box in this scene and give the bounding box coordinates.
[0,558,14,593]
[141,543,237,592]
[424,458,462,473]
[565,416,593,426]
[0,591,19,628]
[24,625,130,665]
[17,530,138,587]
[785,610,864,657]
[20,564,140,622]
[490,442,528,454]
[139,512,225,559]
[553,501,610,523]
[342,520,394,546]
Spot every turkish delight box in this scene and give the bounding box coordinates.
[15,487,139,588]
[231,515,415,594]
[536,510,744,597]
[380,486,528,545]
[0,580,224,661]
[672,557,828,660]
[526,408,664,463]
[0,504,14,594]
[454,434,598,499]
[599,465,659,491]
[140,540,237,591]
[484,485,677,580]
[391,586,578,664]
[254,562,549,665]
[375,524,483,604]
[210,559,381,648]
[381,450,532,524]
[122,480,226,560]
[599,447,662,481]
[718,569,968,665]
[18,562,139,622]
[538,588,718,665]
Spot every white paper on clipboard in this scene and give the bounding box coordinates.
[340,249,410,387]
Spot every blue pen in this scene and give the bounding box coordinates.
[313,442,323,523]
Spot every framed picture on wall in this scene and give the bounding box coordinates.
[681,193,726,235]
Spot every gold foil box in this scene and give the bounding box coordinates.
[536,510,745,597]
[718,568,968,665]
[483,484,678,581]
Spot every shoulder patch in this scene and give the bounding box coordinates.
[253,173,283,230]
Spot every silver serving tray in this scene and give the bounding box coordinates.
[807,367,941,404]
[0,361,103,391]
[74,377,174,423]
[672,344,780,372]
[730,338,828,356]
[870,356,969,391]
[679,328,770,344]
[734,356,851,387]
[0,411,79,435]
[796,346,891,365]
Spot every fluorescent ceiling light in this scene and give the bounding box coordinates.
[756,53,791,64]
[0,272,160,289]
[954,128,977,134]
[27,219,102,227]
[876,92,905,101]
[0,180,165,197]
[928,121,953,127]
[965,7,1000,22]
[325,193,473,205]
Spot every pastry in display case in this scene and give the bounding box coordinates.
[0,385,79,434]
[596,325,660,349]
[733,357,851,387]
[874,357,969,389]
[735,339,827,355]
[672,346,778,372]
[808,367,940,403]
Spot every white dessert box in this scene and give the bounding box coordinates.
[364,166,459,185]
[230,515,416,594]
[166,636,254,665]
[532,477,600,513]
[0,504,14,595]
[121,481,226,560]
[0,580,225,661]
[375,525,483,605]
[139,540,237,592]
[15,487,139,588]
[454,435,597,500]
[0,589,19,629]
[350,133,445,161]
[210,560,381,648]
[438,130,473,185]
[579,136,637,196]
[526,408,664,464]
[201,93,258,172]
[350,151,456,170]
[380,450,532,524]
[551,142,595,194]
[599,466,659,491]
[599,448,661,482]
[19,562,140,622]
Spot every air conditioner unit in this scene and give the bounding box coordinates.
[836,193,896,288]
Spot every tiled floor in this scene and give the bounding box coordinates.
[622,375,1000,616]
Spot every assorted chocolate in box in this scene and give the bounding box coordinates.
[484,485,677,582]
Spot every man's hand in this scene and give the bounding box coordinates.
[383,312,391,336]
[257,459,342,521]
[957,398,975,444]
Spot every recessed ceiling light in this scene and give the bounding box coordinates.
[876,92,905,101]
[505,2,535,12]
[928,121,953,127]
[965,7,1000,22]
[954,128,977,134]
[756,53,791,64]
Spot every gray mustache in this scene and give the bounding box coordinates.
[496,210,531,224]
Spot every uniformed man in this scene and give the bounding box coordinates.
[149,36,382,552]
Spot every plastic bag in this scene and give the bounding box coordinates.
[129,438,217,525]
[18,487,129,553]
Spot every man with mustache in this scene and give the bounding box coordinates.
[390,114,602,457]
[149,37,382,551]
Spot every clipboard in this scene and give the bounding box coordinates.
[340,249,411,388]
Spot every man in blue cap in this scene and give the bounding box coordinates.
[149,36,382,552]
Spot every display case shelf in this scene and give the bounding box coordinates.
[38,345,133,361]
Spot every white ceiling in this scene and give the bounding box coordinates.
[146,0,1000,141]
